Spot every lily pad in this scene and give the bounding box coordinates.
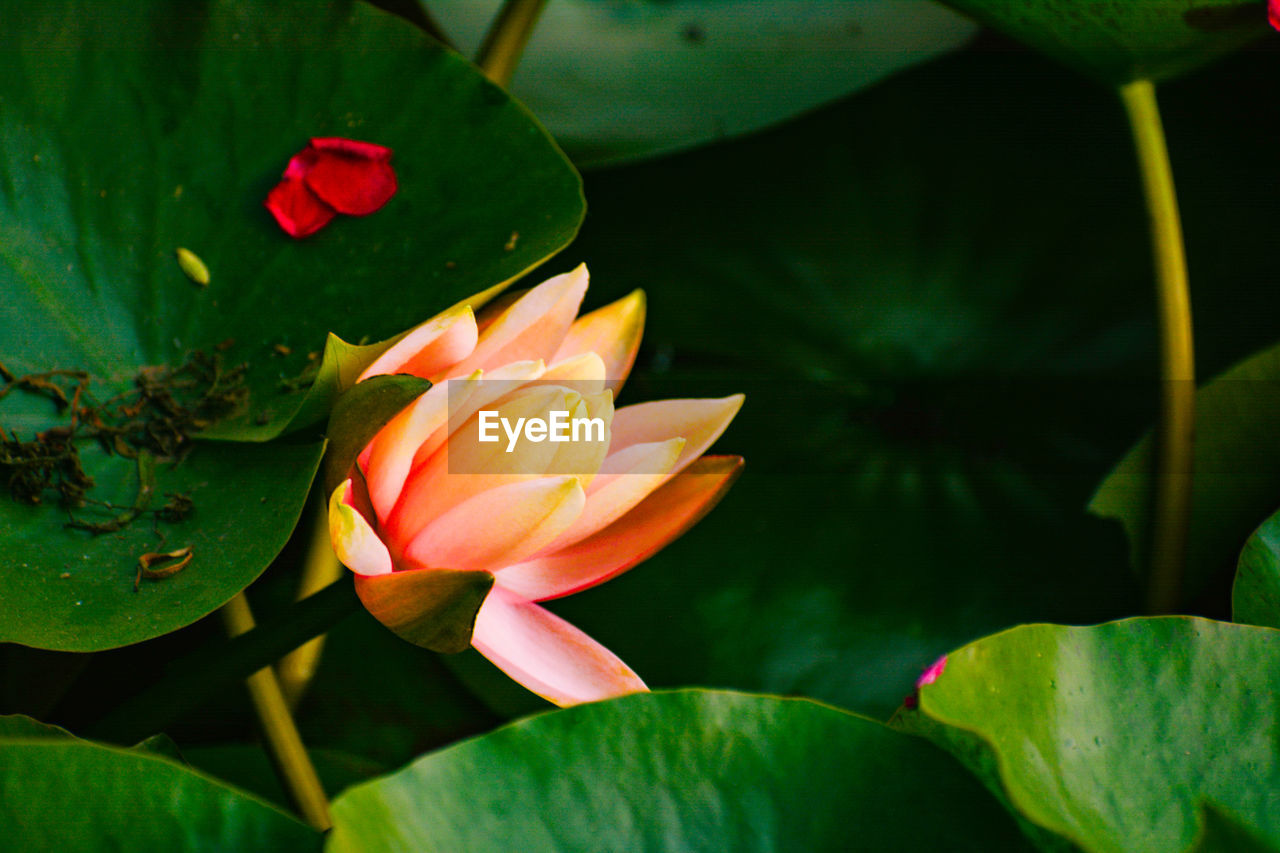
[932,0,1266,84]
[0,733,318,851]
[432,0,977,166]
[0,0,582,650]
[327,689,1032,852]
[902,618,1280,852]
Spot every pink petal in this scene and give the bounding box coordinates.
[403,476,585,572]
[328,481,393,576]
[471,585,647,707]
[265,176,337,238]
[443,266,588,378]
[1271,0,1280,31]
[496,455,743,601]
[916,655,947,688]
[607,395,743,478]
[551,290,645,393]
[358,306,478,382]
[303,138,398,216]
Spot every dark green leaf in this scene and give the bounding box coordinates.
[1091,343,1280,601]
[434,0,977,166]
[934,0,1265,83]
[0,0,581,650]
[902,618,1280,852]
[0,440,323,651]
[1191,805,1280,853]
[323,375,431,496]
[0,739,317,852]
[327,689,1032,852]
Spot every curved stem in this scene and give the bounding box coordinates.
[277,500,344,710]
[475,0,547,87]
[1119,79,1194,615]
[222,593,332,832]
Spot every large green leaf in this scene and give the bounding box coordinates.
[327,689,1032,852]
[1091,342,1280,601]
[0,0,582,650]
[432,0,976,166]
[0,439,324,651]
[1232,507,1280,629]
[901,618,1280,853]
[0,734,317,851]
[933,0,1266,84]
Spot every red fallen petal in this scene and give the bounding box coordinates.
[1271,0,1280,32]
[282,146,320,181]
[310,137,393,161]
[304,155,398,216]
[265,176,337,239]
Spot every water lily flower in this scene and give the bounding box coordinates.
[265,138,397,238]
[328,265,743,706]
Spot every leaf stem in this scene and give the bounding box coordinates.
[91,579,361,752]
[276,500,344,709]
[222,592,332,832]
[475,0,547,87]
[1119,79,1194,614]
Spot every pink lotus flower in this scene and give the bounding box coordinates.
[328,265,743,706]
[265,138,398,238]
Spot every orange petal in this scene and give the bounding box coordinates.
[607,394,743,478]
[542,351,607,395]
[328,480,393,576]
[471,585,647,707]
[496,455,743,601]
[443,265,588,378]
[362,379,475,524]
[403,476,585,572]
[358,305,478,381]
[551,289,645,393]
[538,437,683,554]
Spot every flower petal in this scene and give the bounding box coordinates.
[471,585,647,707]
[303,140,398,215]
[496,455,742,601]
[607,394,744,477]
[403,476,585,572]
[265,176,336,238]
[328,480,393,576]
[358,306,478,382]
[443,265,589,378]
[551,289,645,393]
[538,436,683,554]
[362,378,477,524]
[310,137,393,160]
[387,385,579,542]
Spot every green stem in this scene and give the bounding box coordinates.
[90,579,361,744]
[222,594,331,832]
[475,0,547,87]
[1119,79,1194,615]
